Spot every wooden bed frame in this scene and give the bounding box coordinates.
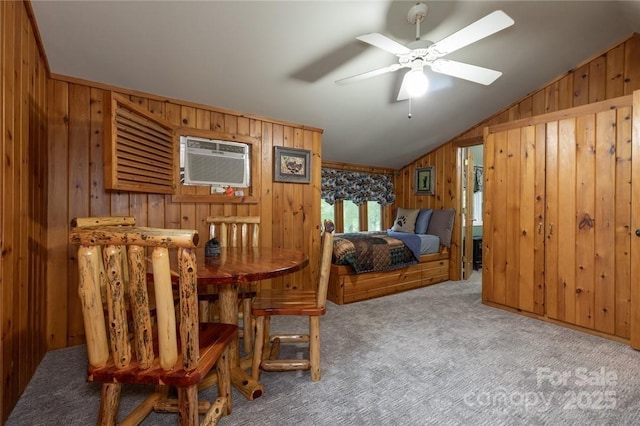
[327,247,450,305]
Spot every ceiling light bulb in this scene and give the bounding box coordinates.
[405,69,428,97]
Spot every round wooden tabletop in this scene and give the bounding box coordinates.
[196,247,309,285]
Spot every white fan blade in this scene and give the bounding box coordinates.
[396,71,411,101]
[357,33,411,56]
[431,59,502,85]
[335,64,402,85]
[428,10,514,57]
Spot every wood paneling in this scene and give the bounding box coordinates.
[396,33,640,282]
[615,106,633,338]
[485,96,635,342]
[630,91,640,349]
[393,143,460,278]
[1,4,639,423]
[45,81,323,350]
[1,1,49,422]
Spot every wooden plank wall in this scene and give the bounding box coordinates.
[483,96,634,342]
[483,125,545,316]
[0,3,638,422]
[0,1,49,422]
[393,138,462,279]
[46,79,323,350]
[544,104,633,337]
[395,33,640,281]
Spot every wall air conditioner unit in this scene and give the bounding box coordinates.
[180,136,250,187]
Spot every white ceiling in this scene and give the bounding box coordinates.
[31,1,640,169]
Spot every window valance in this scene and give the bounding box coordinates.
[321,168,395,206]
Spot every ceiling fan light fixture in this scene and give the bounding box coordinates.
[337,5,514,100]
[405,69,428,98]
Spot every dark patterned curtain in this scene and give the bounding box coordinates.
[321,168,395,206]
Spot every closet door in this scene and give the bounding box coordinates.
[545,104,633,338]
[482,124,545,314]
[632,91,640,349]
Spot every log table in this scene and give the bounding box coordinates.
[190,247,309,400]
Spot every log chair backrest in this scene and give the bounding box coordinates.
[207,216,260,248]
[69,226,200,372]
[70,217,136,301]
[316,220,335,309]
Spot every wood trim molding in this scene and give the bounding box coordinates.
[487,95,633,134]
[321,160,396,175]
[174,127,261,145]
[452,136,483,148]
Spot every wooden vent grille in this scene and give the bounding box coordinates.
[104,93,176,194]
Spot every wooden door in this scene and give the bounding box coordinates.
[545,101,633,338]
[632,91,640,349]
[482,124,545,314]
[484,94,636,341]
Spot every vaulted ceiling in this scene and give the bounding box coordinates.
[31,1,640,168]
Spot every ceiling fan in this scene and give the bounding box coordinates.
[335,3,515,101]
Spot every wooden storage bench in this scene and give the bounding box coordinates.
[327,249,450,305]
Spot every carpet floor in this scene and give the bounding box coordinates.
[7,275,640,425]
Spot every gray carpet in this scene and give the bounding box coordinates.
[8,275,640,425]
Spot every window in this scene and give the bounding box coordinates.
[367,201,382,231]
[321,199,334,225]
[321,199,384,233]
[320,167,395,233]
[343,200,360,233]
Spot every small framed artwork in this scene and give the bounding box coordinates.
[274,146,311,184]
[415,166,435,195]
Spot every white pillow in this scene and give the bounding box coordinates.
[390,208,420,233]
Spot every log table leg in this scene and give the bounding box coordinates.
[218,284,264,400]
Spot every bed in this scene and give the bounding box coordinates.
[327,208,454,304]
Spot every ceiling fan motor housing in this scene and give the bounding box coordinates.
[401,39,436,67]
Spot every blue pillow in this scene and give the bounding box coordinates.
[414,209,433,234]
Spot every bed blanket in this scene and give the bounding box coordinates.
[332,231,419,274]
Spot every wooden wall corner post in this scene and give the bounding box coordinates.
[630,89,640,350]
[481,126,492,306]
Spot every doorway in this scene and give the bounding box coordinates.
[460,144,483,280]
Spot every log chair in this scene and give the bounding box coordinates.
[251,220,334,382]
[69,224,237,425]
[200,216,260,354]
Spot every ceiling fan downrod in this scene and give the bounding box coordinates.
[408,2,428,41]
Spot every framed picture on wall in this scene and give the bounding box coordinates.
[274,146,311,184]
[415,166,435,195]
